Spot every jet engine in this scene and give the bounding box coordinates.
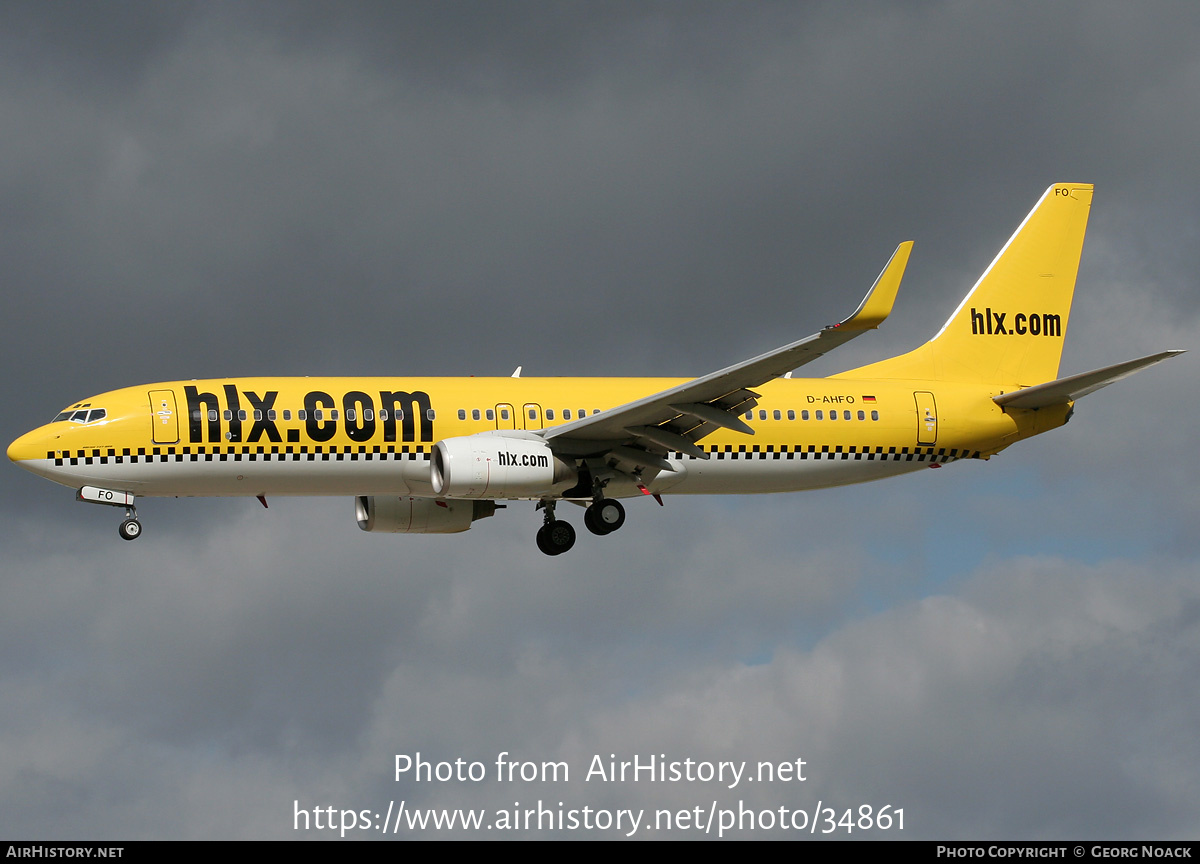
[430,433,576,498]
[355,495,499,534]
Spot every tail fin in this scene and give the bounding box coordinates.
[838,183,1093,386]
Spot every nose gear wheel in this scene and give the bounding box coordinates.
[118,506,142,541]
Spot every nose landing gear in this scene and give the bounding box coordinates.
[76,487,142,541]
[118,506,142,541]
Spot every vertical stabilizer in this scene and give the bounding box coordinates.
[838,183,1093,386]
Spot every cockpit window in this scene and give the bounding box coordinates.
[52,408,106,424]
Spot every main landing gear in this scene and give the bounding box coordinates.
[535,497,627,556]
[118,506,142,541]
[535,500,576,556]
[584,498,625,536]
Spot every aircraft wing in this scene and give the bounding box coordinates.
[543,242,912,465]
[993,350,1185,409]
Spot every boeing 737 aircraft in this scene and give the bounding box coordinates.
[8,184,1183,554]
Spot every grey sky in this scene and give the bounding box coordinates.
[2,1,1197,838]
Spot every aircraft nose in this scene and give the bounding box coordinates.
[8,427,50,464]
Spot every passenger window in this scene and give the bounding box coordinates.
[70,410,89,422]
[253,410,262,421]
[501,408,509,420]
[745,412,753,421]
[268,410,277,421]
[802,410,810,420]
[346,409,356,421]
[331,410,340,420]
[378,409,388,420]
[843,410,851,420]
[871,410,879,421]
[528,409,536,420]
[364,409,373,421]
[857,410,865,420]
[563,409,572,420]
[816,410,823,420]
[396,409,404,420]
[209,410,218,422]
[472,409,480,420]
[457,409,466,420]
[829,411,837,421]
[426,409,436,420]
[546,409,555,420]
[787,410,795,420]
[283,410,291,421]
[773,410,781,420]
[486,409,495,420]
[298,410,308,420]
[313,410,323,420]
[759,410,767,420]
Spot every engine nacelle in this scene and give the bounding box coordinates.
[355,496,498,534]
[430,433,576,498]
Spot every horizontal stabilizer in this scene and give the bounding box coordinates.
[993,350,1184,409]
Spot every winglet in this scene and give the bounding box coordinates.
[835,241,912,331]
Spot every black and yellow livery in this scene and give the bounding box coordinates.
[8,184,1182,554]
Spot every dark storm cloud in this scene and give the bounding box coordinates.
[0,1,195,92]
[2,1,1198,839]
[4,1,1198,392]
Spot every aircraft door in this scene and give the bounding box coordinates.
[149,389,180,444]
[494,403,516,430]
[522,403,544,430]
[914,391,937,446]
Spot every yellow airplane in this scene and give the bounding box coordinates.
[7,183,1183,555]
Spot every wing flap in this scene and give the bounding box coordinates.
[625,425,711,460]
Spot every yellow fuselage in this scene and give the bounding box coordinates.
[7,376,1067,500]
